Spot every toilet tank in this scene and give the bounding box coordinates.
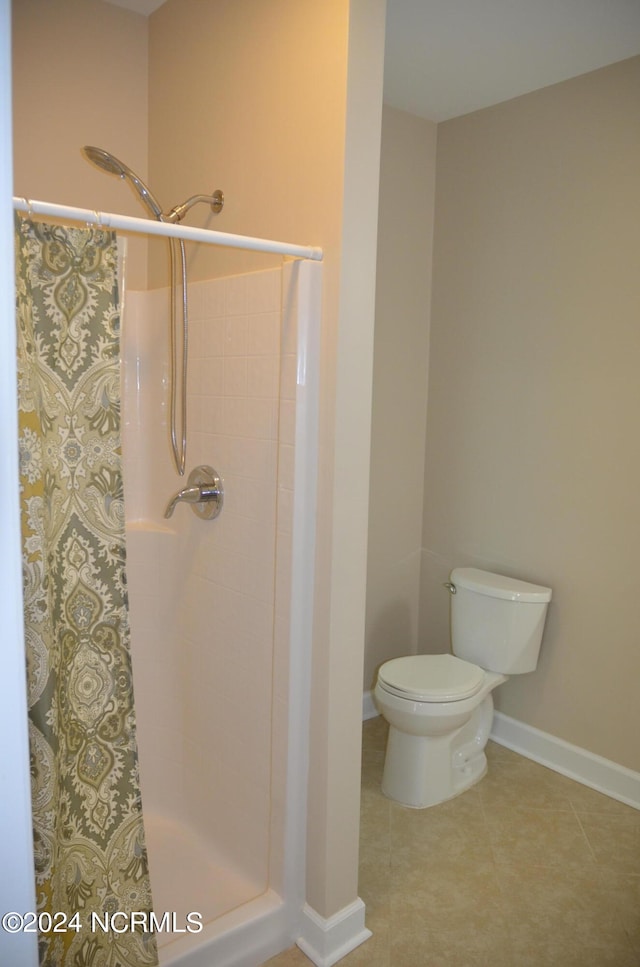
[450,568,552,674]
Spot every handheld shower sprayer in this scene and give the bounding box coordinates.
[82,145,224,480]
[82,146,165,220]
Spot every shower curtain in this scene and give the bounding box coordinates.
[15,217,158,967]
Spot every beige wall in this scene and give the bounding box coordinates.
[12,0,149,289]
[148,0,350,286]
[364,105,437,690]
[422,56,640,771]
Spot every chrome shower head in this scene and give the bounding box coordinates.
[82,145,165,220]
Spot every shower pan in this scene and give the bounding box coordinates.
[120,256,321,967]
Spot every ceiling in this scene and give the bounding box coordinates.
[104,0,640,121]
[385,0,640,120]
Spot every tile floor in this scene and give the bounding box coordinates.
[265,716,640,967]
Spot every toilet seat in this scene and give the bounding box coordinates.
[377,653,484,703]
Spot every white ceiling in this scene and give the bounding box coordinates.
[385,0,640,120]
[103,0,640,122]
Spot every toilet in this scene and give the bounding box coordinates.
[374,567,552,808]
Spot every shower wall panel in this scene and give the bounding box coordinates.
[123,265,294,926]
[181,268,283,891]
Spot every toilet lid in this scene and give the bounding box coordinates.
[377,653,484,702]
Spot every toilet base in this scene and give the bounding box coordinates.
[380,694,495,809]
[381,730,488,808]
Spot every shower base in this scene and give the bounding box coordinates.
[144,813,265,953]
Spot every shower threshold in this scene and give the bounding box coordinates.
[143,813,266,949]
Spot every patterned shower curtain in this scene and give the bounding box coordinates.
[15,216,158,967]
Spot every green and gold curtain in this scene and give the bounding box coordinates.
[15,216,158,967]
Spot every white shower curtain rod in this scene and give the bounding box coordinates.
[13,196,323,261]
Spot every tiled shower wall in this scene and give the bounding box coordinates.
[123,264,295,901]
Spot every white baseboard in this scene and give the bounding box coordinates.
[363,692,640,810]
[296,898,372,967]
[362,690,378,721]
[491,710,640,811]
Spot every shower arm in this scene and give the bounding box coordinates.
[165,191,224,223]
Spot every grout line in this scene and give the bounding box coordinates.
[570,800,599,863]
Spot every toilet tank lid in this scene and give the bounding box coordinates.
[451,568,552,602]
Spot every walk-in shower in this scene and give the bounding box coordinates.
[120,256,321,967]
[12,173,321,965]
[79,150,321,964]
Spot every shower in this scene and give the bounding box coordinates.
[10,123,325,964]
[82,145,224,476]
[12,206,322,964]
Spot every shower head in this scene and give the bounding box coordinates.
[82,145,165,220]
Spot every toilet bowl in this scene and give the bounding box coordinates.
[374,568,552,808]
[374,656,506,807]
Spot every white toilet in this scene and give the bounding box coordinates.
[374,567,552,808]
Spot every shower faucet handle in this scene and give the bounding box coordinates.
[164,465,224,520]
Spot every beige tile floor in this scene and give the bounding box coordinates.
[265,716,640,967]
